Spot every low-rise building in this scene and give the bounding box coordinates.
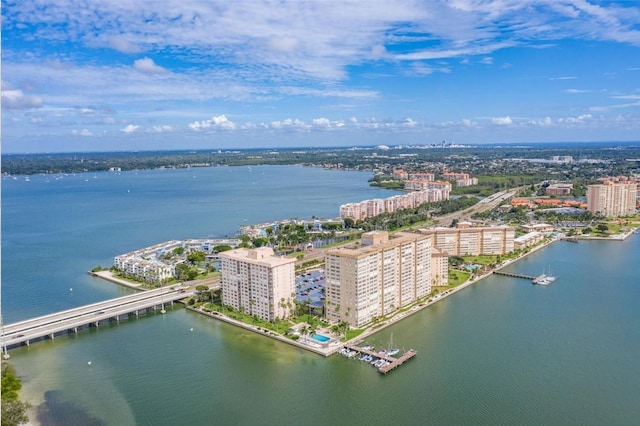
[514,231,544,250]
[546,183,573,196]
[521,223,554,233]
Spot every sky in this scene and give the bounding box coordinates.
[2,0,640,153]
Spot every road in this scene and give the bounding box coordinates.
[2,278,221,349]
[296,187,523,269]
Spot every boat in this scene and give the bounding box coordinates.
[533,274,556,286]
[533,266,556,286]
[386,333,400,357]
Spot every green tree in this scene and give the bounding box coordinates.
[195,285,210,302]
[1,363,31,426]
[187,251,206,263]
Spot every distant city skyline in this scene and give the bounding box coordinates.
[2,1,640,153]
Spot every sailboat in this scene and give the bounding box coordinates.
[533,266,556,286]
[387,333,400,357]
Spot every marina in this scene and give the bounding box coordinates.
[342,342,417,375]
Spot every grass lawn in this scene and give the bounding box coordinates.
[463,254,500,265]
[448,270,471,287]
[200,303,292,334]
[344,328,365,341]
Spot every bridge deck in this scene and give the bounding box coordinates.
[1,285,211,349]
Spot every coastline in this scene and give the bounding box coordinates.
[89,270,145,291]
[89,229,636,358]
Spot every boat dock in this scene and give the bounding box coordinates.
[343,343,417,374]
[494,270,554,284]
[493,271,536,280]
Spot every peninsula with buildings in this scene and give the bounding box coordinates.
[102,164,640,359]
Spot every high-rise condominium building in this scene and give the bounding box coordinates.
[325,231,432,328]
[219,247,296,322]
[418,223,515,256]
[587,182,638,217]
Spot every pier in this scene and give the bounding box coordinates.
[343,343,417,374]
[493,271,536,280]
[1,285,204,352]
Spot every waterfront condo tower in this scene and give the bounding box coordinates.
[219,247,296,322]
[325,231,432,328]
[587,181,638,217]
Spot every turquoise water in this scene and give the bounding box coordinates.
[3,166,640,425]
[310,334,330,343]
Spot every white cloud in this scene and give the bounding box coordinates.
[528,116,553,126]
[152,125,174,132]
[461,118,477,127]
[72,128,93,136]
[312,117,331,128]
[401,117,417,127]
[491,116,513,126]
[1,81,43,110]
[564,89,590,94]
[109,36,141,54]
[267,36,300,52]
[558,114,593,124]
[6,1,639,86]
[188,115,237,131]
[134,57,167,74]
[121,124,139,133]
[612,94,640,99]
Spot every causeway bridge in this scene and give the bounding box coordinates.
[1,283,215,352]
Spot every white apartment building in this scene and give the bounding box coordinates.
[419,225,515,256]
[514,231,544,250]
[325,231,432,328]
[219,247,296,322]
[587,182,638,217]
[339,187,451,220]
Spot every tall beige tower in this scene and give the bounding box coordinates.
[219,247,296,322]
[587,182,637,217]
[325,231,432,328]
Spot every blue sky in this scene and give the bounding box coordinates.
[2,0,640,153]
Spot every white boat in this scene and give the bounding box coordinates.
[533,274,556,286]
[387,333,400,357]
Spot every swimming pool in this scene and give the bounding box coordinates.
[310,333,330,343]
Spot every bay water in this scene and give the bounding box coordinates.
[2,165,640,425]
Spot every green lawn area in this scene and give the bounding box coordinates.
[447,270,471,287]
[344,328,365,341]
[200,303,293,334]
[463,254,500,265]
